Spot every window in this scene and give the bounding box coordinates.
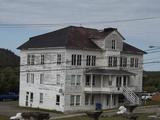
[31,74,34,84]
[71,75,76,86]
[76,75,81,85]
[71,54,82,66]
[113,95,116,106]
[40,74,44,84]
[86,55,96,66]
[130,58,134,67]
[85,95,89,105]
[26,73,34,84]
[41,54,45,64]
[130,58,139,68]
[92,56,96,66]
[57,54,62,65]
[113,57,117,67]
[86,55,91,66]
[111,40,116,50]
[70,95,74,106]
[71,54,76,65]
[56,95,60,105]
[27,73,30,83]
[109,79,112,86]
[70,75,81,86]
[116,77,122,87]
[56,74,61,85]
[106,95,110,106]
[120,57,127,67]
[30,92,33,102]
[92,75,95,86]
[25,92,29,106]
[108,56,113,67]
[77,55,82,65]
[85,75,90,86]
[76,95,80,105]
[39,93,43,103]
[108,56,117,67]
[70,95,81,106]
[27,54,35,65]
[91,95,94,105]
[123,76,127,87]
[135,58,139,68]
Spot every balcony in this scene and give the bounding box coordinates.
[84,86,136,93]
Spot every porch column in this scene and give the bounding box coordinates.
[109,75,112,86]
[122,76,124,87]
[110,94,113,108]
[90,74,93,88]
[127,76,130,87]
[101,75,103,88]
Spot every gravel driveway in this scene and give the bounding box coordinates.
[0,101,63,118]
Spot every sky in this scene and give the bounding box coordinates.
[0,0,160,71]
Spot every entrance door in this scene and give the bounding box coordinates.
[25,92,29,106]
[25,92,33,107]
[116,76,122,87]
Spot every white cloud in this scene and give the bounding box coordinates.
[0,0,160,70]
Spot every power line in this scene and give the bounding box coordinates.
[0,60,160,73]
[0,49,159,68]
[0,16,160,28]
[19,60,160,73]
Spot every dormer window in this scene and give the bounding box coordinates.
[111,40,116,50]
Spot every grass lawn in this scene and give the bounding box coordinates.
[142,100,160,106]
[0,115,8,120]
[57,113,154,120]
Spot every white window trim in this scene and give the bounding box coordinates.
[70,95,81,106]
[56,95,60,105]
[26,73,34,84]
[70,75,81,86]
[40,73,44,84]
[56,74,61,85]
[39,93,43,104]
[111,40,116,50]
[57,54,62,65]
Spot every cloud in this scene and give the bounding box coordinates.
[0,0,160,24]
[0,0,160,70]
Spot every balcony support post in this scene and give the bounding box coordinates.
[101,75,103,88]
[91,74,93,88]
[122,76,124,87]
[109,75,112,86]
[110,94,113,108]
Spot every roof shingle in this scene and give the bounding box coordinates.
[18,26,146,54]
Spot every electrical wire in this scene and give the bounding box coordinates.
[0,16,160,28]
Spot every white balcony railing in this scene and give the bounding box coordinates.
[84,86,136,93]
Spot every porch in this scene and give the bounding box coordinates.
[84,69,136,93]
[84,93,125,109]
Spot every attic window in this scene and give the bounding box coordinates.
[111,40,116,50]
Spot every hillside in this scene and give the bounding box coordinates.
[143,71,160,92]
[0,48,19,67]
[0,48,19,94]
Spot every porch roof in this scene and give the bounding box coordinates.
[85,69,135,75]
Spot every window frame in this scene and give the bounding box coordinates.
[57,54,62,65]
[39,93,43,104]
[27,54,35,65]
[40,73,44,84]
[111,40,116,50]
[56,95,60,105]
[56,74,61,85]
[40,54,45,64]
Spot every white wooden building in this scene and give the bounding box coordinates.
[18,26,146,112]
